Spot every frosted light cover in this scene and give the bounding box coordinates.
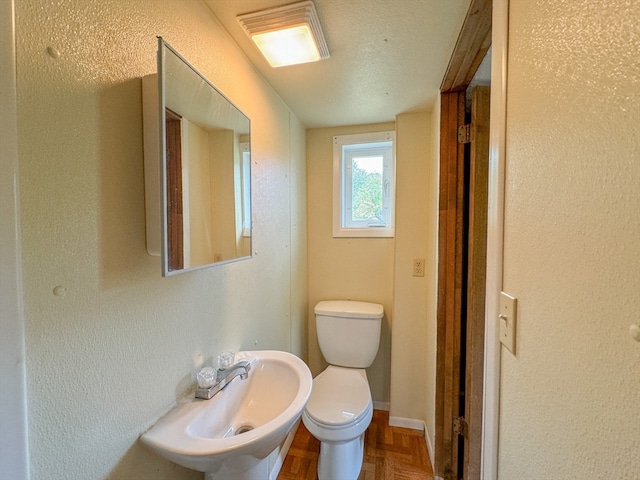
[252,25,320,67]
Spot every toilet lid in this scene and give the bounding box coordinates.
[305,367,371,426]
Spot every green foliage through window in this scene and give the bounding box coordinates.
[351,157,383,222]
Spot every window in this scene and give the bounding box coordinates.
[333,131,396,237]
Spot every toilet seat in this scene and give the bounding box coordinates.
[305,366,371,427]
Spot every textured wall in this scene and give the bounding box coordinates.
[499,1,640,478]
[15,1,307,479]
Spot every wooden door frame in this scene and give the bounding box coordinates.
[435,89,467,479]
[464,85,491,480]
[435,0,492,479]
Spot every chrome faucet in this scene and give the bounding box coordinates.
[195,361,251,400]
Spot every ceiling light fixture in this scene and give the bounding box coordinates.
[237,1,330,68]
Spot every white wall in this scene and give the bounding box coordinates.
[389,112,437,445]
[427,99,441,455]
[289,112,309,360]
[14,1,307,479]
[499,1,640,478]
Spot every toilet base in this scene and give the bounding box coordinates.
[318,433,365,480]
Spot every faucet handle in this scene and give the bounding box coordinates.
[197,367,217,389]
[217,351,235,370]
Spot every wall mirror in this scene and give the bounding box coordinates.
[155,38,251,276]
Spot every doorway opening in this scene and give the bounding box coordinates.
[434,0,493,479]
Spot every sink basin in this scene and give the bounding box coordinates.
[141,350,312,479]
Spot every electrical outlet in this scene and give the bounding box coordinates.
[413,258,425,277]
[499,291,517,354]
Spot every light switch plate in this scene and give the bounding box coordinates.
[499,291,517,354]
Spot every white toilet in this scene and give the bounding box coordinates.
[302,300,384,480]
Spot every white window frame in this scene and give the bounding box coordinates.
[333,131,396,238]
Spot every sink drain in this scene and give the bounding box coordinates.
[234,424,254,435]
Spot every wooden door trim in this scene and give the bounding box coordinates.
[464,86,491,479]
[441,0,492,93]
[435,91,466,479]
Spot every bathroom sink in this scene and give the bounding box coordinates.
[141,350,312,479]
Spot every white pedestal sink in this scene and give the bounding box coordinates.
[141,350,312,480]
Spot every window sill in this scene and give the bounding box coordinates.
[332,227,395,238]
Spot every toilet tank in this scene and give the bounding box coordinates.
[314,300,384,368]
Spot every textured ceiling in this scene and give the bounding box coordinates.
[204,0,471,128]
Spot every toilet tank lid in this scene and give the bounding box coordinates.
[315,300,384,319]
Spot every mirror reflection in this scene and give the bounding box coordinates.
[159,39,251,276]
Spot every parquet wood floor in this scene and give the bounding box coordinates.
[277,410,434,480]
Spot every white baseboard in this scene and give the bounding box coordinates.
[373,401,390,411]
[388,415,425,431]
[269,419,299,480]
[424,427,435,470]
